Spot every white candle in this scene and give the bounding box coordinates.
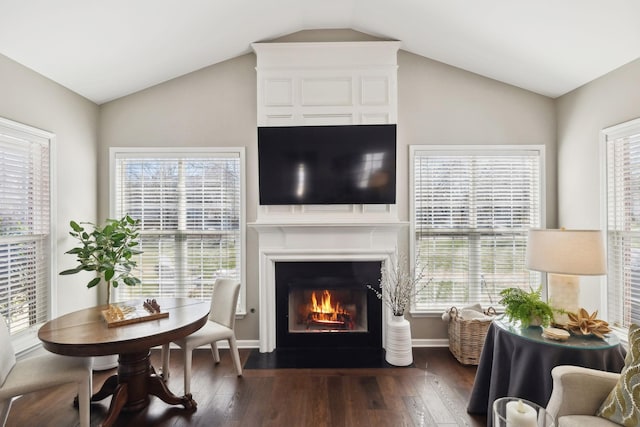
[505,399,537,427]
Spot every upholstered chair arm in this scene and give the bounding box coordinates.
[546,365,620,421]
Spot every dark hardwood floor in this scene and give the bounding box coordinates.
[6,347,487,427]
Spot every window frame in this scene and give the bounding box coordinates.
[109,147,246,315]
[601,117,640,335]
[409,144,546,315]
[0,117,56,352]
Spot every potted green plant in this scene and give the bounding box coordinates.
[498,286,555,327]
[60,215,142,306]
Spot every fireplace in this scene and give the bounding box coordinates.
[275,261,382,349]
[250,222,403,353]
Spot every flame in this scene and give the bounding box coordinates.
[311,290,342,314]
[300,289,356,330]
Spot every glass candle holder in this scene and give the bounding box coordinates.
[493,397,555,427]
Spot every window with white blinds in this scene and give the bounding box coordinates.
[604,118,640,331]
[111,148,245,313]
[411,146,544,312]
[0,118,53,336]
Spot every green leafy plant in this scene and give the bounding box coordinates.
[60,215,143,305]
[498,286,555,327]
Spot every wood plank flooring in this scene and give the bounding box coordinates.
[5,347,487,427]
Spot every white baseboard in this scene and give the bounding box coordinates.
[162,338,450,351]
[411,338,450,348]
[25,338,449,358]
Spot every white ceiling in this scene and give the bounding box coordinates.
[1,0,639,104]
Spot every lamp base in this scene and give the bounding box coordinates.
[548,273,579,326]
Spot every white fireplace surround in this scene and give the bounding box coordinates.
[251,222,405,352]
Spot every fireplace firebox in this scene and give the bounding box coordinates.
[275,261,382,349]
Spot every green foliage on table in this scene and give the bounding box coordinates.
[498,286,554,327]
[60,215,143,305]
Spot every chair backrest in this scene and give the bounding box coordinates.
[209,278,241,329]
[0,315,17,387]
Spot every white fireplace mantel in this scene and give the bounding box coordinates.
[249,220,406,352]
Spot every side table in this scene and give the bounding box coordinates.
[467,316,625,426]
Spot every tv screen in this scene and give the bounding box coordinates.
[258,124,396,205]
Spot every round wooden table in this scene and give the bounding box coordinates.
[38,297,209,427]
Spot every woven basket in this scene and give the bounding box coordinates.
[447,306,496,365]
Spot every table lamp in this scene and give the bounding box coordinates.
[525,229,606,325]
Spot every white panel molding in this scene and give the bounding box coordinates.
[264,78,293,106]
[301,113,353,125]
[264,114,294,126]
[361,76,390,106]
[301,77,353,106]
[360,112,390,124]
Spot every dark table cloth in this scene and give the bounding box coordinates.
[467,317,626,426]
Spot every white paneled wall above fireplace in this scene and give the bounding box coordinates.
[252,41,401,127]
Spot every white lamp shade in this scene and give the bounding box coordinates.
[526,229,606,275]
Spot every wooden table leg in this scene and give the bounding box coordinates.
[147,373,197,410]
[96,350,197,426]
[101,384,128,427]
[91,374,119,402]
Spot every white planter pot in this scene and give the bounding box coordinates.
[385,314,413,366]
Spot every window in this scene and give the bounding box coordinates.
[0,118,53,337]
[111,148,245,314]
[411,146,544,312]
[603,118,640,331]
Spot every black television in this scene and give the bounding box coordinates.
[258,124,396,205]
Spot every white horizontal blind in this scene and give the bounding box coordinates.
[0,120,51,336]
[113,152,242,305]
[605,119,640,330]
[412,147,542,311]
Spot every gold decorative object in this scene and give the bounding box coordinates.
[566,308,612,339]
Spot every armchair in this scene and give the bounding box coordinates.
[546,365,621,427]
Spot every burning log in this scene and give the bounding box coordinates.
[298,289,357,330]
[308,319,347,329]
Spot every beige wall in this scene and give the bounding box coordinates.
[0,53,100,316]
[556,57,640,311]
[98,31,557,342]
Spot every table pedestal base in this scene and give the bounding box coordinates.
[92,350,196,427]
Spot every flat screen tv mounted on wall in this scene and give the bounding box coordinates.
[258,124,397,205]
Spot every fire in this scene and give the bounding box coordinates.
[311,290,342,314]
[305,290,354,329]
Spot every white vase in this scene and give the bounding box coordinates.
[385,314,413,366]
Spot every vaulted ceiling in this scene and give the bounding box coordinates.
[1,0,638,104]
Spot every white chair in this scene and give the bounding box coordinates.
[161,278,242,395]
[545,365,622,427]
[0,315,92,427]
